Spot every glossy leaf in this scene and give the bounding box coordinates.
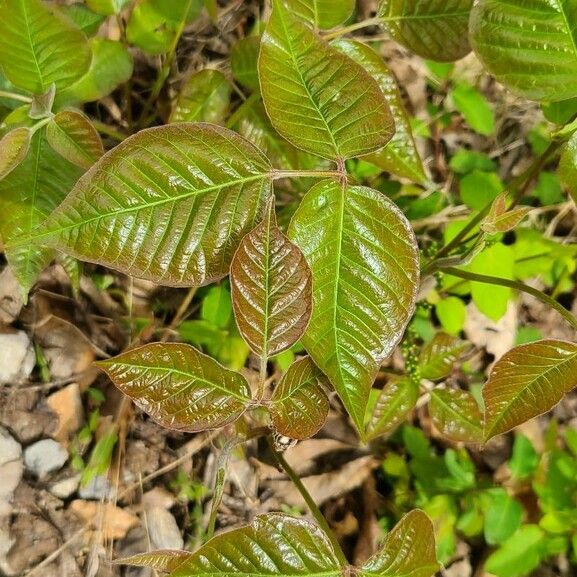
[0,127,31,180]
[285,0,355,29]
[419,332,471,381]
[470,0,577,102]
[231,36,261,91]
[46,110,104,169]
[481,192,532,235]
[259,0,394,161]
[559,134,577,206]
[270,356,329,439]
[0,0,91,93]
[96,343,252,432]
[30,123,271,287]
[360,510,439,577]
[169,513,342,577]
[332,39,427,184]
[288,181,419,434]
[429,388,484,444]
[365,378,419,441]
[483,340,577,440]
[0,129,83,296]
[231,201,312,358]
[378,0,473,62]
[170,69,230,124]
[55,38,133,106]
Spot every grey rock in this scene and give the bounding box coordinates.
[0,427,23,511]
[78,475,115,500]
[145,506,183,550]
[0,331,35,385]
[49,475,80,499]
[24,439,68,477]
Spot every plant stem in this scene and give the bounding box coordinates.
[272,169,342,180]
[444,267,577,331]
[257,355,268,400]
[0,91,32,103]
[268,440,349,568]
[322,17,382,41]
[423,140,563,275]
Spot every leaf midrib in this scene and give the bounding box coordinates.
[485,348,577,437]
[20,0,46,91]
[5,172,269,249]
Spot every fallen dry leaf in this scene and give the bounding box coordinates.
[70,500,139,541]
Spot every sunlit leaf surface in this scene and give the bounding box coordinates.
[285,0,355,29]
[430,388,484,444]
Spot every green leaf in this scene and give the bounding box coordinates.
[29,124,271,287]
[451,83,495,136]
[270,356,329,439]
[96,343,252,432]
[332,39,427,184]
[150,0,204,23]
[46,110,104,169]
[470,0,577,102]
[170,69,230,125]
[419,332,471,381]
[559,133,577,206]
[459,169,503,211]
[231,36,261,91]
[360,510,439,577]
[485,525,544,577]
[0,127,31,180]
[469,243,514,321]
[429,388,484,443]
[365,378,419,441]
[484,340,577,440]
[55,38,133,106]
[231,200,312,358]
[60,4,106,36]
[449,150,496,174]
[436,297,466,336]
[86,0,130,15]
[259,0,394,161]
[0,129,83,296]
[0,0,91,94]
[201,285,232,329]
[377,0,473,62]
[285,0,355,29]
[509,435,539,480]
[126,0,177,54]
[288,181,419,434]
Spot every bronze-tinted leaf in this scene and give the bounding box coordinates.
[170,69,231,124]
[0,127,31,180]
[332,39,427,184]
[259,0,394,160]
[46,110,104,169]
[168,513,342,577]
[289,180,419,435]
[230,201,312,358]
[118,550,192,572]
[96,343,252,432]
[26,123,271,287]
[419,333,471,381]
[429,388,484,444]
[270,357,329,439]
[378,0,473,62]
[360,510,439,577]
[481,192,532,234]
[365,378,419,441]
[483,340,577,440]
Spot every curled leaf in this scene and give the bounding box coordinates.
[0,127,31,180]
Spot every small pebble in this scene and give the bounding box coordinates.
[24,439,68,477]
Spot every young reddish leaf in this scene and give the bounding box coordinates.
[28,124,271,287]
[481,192,532,234]
[170,69,231,124]
[429,388,484,444]
[471,0,577,102]
[46,110,104,169]
[259,0,394,161]
[96,343,252,432]
[117,550,193,572]
[167,513,343,577]
[289,181,419,435]
[270,357,329,439]
[419,333,472,381]
[0,130,83,297]
[0,127,31,180]
[0,0,91,93]
[285,0,355,29]
[483,340,577,441]
[365,378,419,442]
[230,201,312,358]
[332,39,427,185]
[378,0,473,62]
[360,510,439,577]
